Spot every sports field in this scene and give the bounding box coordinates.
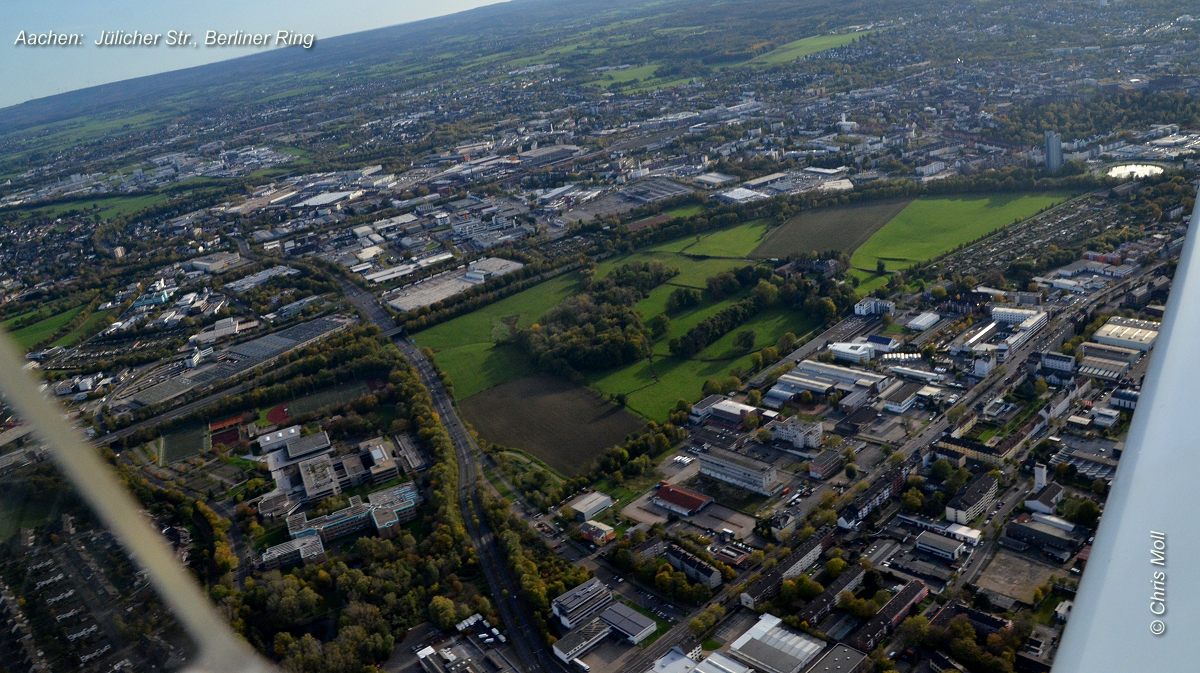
[160,422,211,465]
[848,192,1074,277]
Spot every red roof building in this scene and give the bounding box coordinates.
[652,482,713,516]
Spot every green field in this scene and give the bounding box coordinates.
[51,310,112,348]
[5,305,85,350]
[848,192,1074,277]
[288,381,371,416]
[413,274,580,398]
[751,199,912,258]
[589,307,818,419]
[742,31,868,67]
[417,218,818,424]
[663,203,706,219]
[160,422,211,465]
[23,193,172,220]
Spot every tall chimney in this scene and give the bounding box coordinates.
[1035,463,1048,491]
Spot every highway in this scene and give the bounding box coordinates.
[341,280,570,673]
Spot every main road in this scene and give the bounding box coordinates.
[341,281,570,673]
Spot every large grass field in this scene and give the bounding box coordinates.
[51,310,113,348]
[461,375,644,476]
[5,305,85,350]
[751,199,911,258]
[741,31,868,67]
[848,192,1074,277]
[413,274,579,398]
[23,193,172,220]
[416,217,819,426]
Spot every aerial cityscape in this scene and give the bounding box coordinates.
[1,1,1198,672]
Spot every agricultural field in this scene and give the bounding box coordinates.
[849,191,1074,277]
[6,304,85,350]
[751,200,911,258]
[159,422,211,465]
[461,375,644,476]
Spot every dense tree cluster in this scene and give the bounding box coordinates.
[517,261,676,375]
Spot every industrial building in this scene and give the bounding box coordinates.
[600,603,656,644]
[906,312,940,332]
[566,492,614,521]
[1092,316,1160,352]
[729,613,826,673]
[805,645,868,673]
[808,451,845,481]
[552,618,610,662]
[828,342,874,364]
[764,360,890,410]
[915,531,966,561]
[882,381,924,414]
[697,446,780,495]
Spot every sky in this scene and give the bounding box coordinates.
[2,0,502,109]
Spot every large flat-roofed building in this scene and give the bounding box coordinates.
[698,447,780,495]
[1080,341,1141,364]
[566,492,614,521]
[552,618,610,662]
[551,577,613,630]
[257,425,301,452]
[600,603,656,644]
[286,481,421,542]
[366,482,422,536]
[286,431,332,461]
[1005,518,1084,561]
[729,613,826,673]
[808,450,845,481]
[945,473,998,524]
[1092,316,1160,352]
[916,531,966,561]
[260,535,326,570]
[805,645,868,673]
[882,381,924,414]
[298,454,341,502]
